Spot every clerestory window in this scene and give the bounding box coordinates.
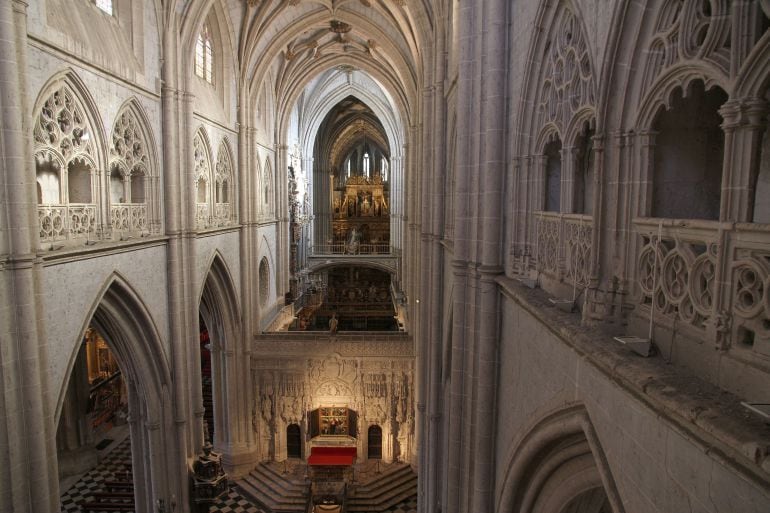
[94,0,113,15]
[195,24,214,84]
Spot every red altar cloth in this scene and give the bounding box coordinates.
[308,446,357,466]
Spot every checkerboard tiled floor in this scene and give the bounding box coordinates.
[381,496,418,513]
[59,437,133,512]
[59,437,264,513]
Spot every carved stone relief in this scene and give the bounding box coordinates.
[252,349,414,464]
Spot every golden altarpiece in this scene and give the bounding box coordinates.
[332,175,389,247]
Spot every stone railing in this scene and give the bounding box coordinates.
[196,203,210,229]
[38,203,97,242]
[534,212,592,288]
[310,243,391,256]
[634,218,770,357]
[110,203,147,233]
[266,303,296,332]
[214,202,232,226]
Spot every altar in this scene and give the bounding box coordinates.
[307,446,357,467]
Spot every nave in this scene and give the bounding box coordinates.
[59,433,262,513]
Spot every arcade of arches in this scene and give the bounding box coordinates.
[1,2,770,513]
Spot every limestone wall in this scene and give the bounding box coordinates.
[495,281,770,512]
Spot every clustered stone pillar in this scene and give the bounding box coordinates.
[415,8,451,512]
[160,20,192,509]
[0,1,59,511]
[443,1,509,512]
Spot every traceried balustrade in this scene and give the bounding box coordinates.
[310,243,391,256]
[196,203,210,228]
[534,212,593,288]
[214,203,232,226]
[634,219,770,358]
[38,204,97,243]
[110,204,148,233]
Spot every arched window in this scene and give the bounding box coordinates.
[367,425,382,459]
[363,152,370,178]
[94,0,113,15]
[193,130,213,228]
[34,82,98,245]
[287,424,302,459]
[195,24,214,84]
[214,141,234,226]
[381,157,389,181]
[652,81,727,220]
[259,257,270,307]
[574,127,594,215]
[544,138,562,212]
[110,105,155,235]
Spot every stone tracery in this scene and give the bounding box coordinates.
[537,6,596,135]
[214,140,234,225]
[109,106,155,234]
[34,84,95,165]
[33,81,99,245]
[194,130,213,228]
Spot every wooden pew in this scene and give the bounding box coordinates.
[90,492,134,501]
[103,481,134,492]
[80,501,135,512]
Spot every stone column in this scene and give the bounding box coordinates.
[311,160,330,247]
[390,153,404,251]
[276,144,290,300]
[0,1,59,511]
[445,1,477,511]
[719,98,768,222]
[561,146,579,214]
[238,92,258,459]
[424,18,447,513]
[531,155,547,269]
[470,1,508,511]
[160,22,191,510]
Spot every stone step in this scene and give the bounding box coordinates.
[347,465,417,513]
[349,477,416,505]
[352,464,412,494]
[237,463,309,513]
[259,463,306,487]
[350,473,414,501]
[237,479,307,513]
[356,463,413,493]
[347,483,417,513]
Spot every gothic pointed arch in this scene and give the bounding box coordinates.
[193,127,214,228]
[214,138,236,226]
[198,251,244,450]
[635,0,732,124]
[511,0,599,301]
[517,0,598,154]
[199,251,242,343]
[58,272,175,513]
[257,234,276,300]
[263,156,274,217]
[108,98,161,235]
[497,405,625,513]
[183,0,238,120]
[32,70,108,246]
